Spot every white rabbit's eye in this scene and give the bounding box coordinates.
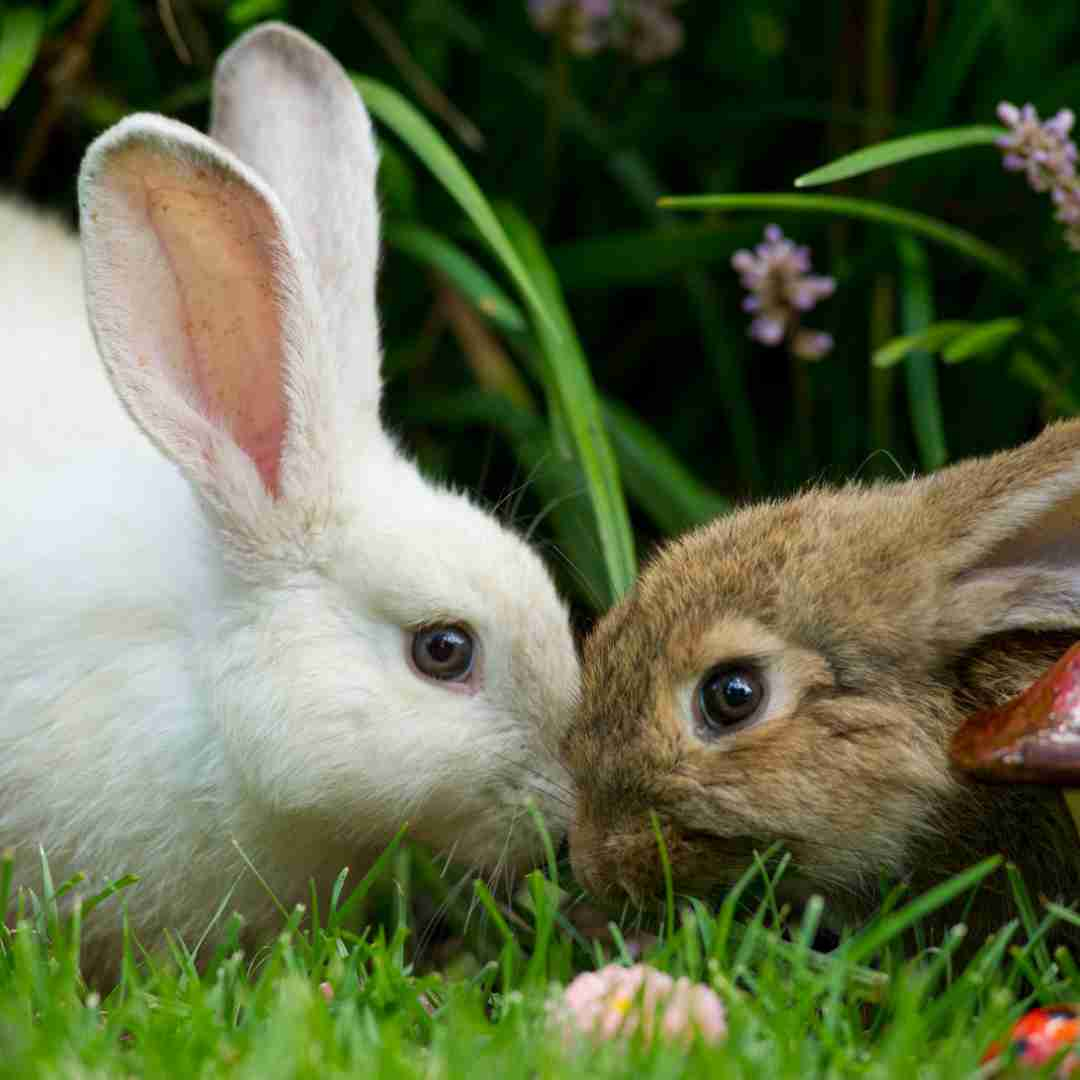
[411,625,475,682]
[696,665,764,733]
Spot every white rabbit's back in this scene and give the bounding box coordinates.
[0,199,143,476]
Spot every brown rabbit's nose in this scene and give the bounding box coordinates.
[568,813,673,907]
[567,818,606,899]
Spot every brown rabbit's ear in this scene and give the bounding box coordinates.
[927,422,1080,646]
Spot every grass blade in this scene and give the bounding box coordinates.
[602,398,729,534]
[1005,862,1054,975]
[357,76,633,600]
[795,126,1003,188]
[0,849,12,922]
[80,874,139,921]
[386,222,528,334]
[331,823,410,930]
[872,321,973,369]
[942,317,1023,364]
[498,205,637,601]
[649,811,675,943]
[896,236,948,470]
[0,6,44,109]
[354,76,560,342]
[658,193,1025,284]
[840,856,1003,968]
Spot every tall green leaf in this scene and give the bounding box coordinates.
[942,318,1023,364]
[0,7,44,109]
[872,322,973,369]
[353,77,559,342]
[602,398,729,534]
[355,76,635,600]
[658,193,1025,284]
[498,206,637,601]
[386,222,527,334]
[896,237,948,470]
[795,126,1003,188]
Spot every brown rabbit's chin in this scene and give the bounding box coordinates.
[569,814,890,931]
[571,815,778,908]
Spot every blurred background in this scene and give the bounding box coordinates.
[4,1,1080,618]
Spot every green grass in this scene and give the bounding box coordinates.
[2,844,1075,1077]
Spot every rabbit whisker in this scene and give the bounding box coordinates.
[523,487,587,546]
[492,452,549,525]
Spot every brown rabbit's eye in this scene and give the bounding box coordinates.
[697,665,764,732]
[412,625,475,681]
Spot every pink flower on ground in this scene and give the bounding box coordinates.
[553,963,727,1047]
[732,225,835,360]
[319,981,334,1002]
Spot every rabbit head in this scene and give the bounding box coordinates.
[76,24,578,882]
[564,421,1080,929]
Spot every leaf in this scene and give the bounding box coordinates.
[602,398,729,534]
[498,205,637,603]
[332,823,410,930]
[0,6,44,110]
[872,322,973,369]
[227,0,286,25]
[1010,352,1080,416]
[941,318,1023,364]
[657,193,1026,285]
[356,75,634,601]
[353,77,560,343]
[840,856,1003,968]
[436,277,536,410]
[950,642,1080,783]
[399,389,611,606]
[896,237,948,470]
[387,222,527,334]
[795,126,1004,188]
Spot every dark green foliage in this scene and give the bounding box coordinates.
[8,1,1080,611]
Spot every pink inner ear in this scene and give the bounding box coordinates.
[971,491,1080,576]
[120,151,288,497]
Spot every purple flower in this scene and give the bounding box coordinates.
[611,1,685,64]
[731,224,835,360]
[528,0,613,55]
[996,100,1080,249]
[527,0,684,63]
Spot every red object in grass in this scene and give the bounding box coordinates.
[950,642,1080,784]
[983,1005,1080,1074]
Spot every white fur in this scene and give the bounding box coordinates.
[0,23,578,966]
[0,200,143,474]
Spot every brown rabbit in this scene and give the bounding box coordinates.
[564,420,1080,937]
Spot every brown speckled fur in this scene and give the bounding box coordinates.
[564,421,1080,939]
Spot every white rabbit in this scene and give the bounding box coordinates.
[0,23,578,975]
[0,200,142,475]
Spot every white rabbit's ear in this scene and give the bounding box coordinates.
[929,422,1080,644]
[78,114,327,524]
[210,22,381,416]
